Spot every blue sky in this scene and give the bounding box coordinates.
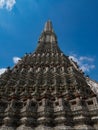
[0,0,98,81]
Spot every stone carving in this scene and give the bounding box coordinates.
[0,21,98,130]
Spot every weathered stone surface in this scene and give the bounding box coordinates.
[0,21,98,130]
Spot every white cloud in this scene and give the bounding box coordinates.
[0,68,7,75]
[69,55,95,72]
[0,56,21,75]
[80,64,95,72]
[13,57,21,64]
[79,56,94,62]
[0,0,16,11]
[0,0,5,8]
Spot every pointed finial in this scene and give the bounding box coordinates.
[44,20,53,32]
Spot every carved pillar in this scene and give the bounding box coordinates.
[0,100,7,126]
[36,96,54,130]
[70,97,95,130]
[1,100,16,130]
[17,98,37,130]
[54,97,73,130]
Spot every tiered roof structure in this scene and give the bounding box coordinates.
[0,21,98,130]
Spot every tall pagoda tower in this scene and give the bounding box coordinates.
[0,21,98,130]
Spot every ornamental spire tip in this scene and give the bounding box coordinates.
[44,20,53,32]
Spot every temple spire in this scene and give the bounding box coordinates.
[44,20,53,32]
